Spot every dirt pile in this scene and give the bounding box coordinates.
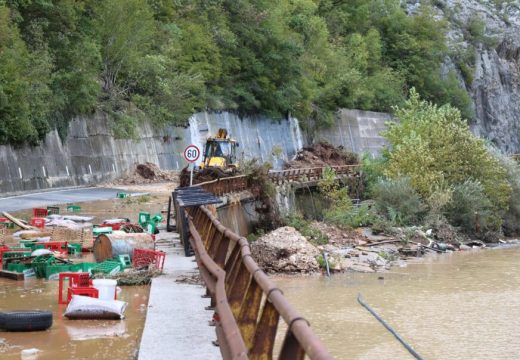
[250,226,320,273]
[112,163,178,185]
[179,166,234,187]
[286,142,358,169]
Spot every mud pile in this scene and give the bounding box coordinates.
[286,142,358,169]
[179,167,234,187]
[250,226,320,273]
[112,163,178,185]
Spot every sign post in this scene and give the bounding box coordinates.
[183,145,201,186]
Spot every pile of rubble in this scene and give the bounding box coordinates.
[112,163,178,185]
[250,226,320,274]
[250,220,500,275]
[285,142,358,169]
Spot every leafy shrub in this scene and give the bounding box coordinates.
[360,153,387,199]
[372,177,426,226]
[325,203,380,229]
[444,179,500,234]
[384,89,512,215]
[493,152,520,236]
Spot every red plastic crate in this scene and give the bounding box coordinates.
[67,287,99,304]
[36,241,68,255]
[101,221,130,231]
[31,217,46,228]
[58,272,92,304]
[132,248,165,271]
[33,208,48,217]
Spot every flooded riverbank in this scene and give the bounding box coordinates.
[274,245,520,359]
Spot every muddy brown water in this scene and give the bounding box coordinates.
[0,192,169,359]
[273,245,520,360]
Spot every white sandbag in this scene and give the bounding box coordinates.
[64,295,127,320]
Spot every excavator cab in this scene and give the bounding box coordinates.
[200,129,239,171]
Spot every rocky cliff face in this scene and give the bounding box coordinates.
[407,0,520,153]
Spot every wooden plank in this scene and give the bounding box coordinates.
[0,270,25,280]
[1,212,36,230]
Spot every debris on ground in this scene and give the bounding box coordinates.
[285,142,358,169]
[175,272,204,285]
[93,268,162,286]
[110,162,178,185]
[179,166,235,187]
[250,226,320,273]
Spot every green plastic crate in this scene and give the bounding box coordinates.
[0,222,15,229]
[44,264,72,279]
[19,240,36,249]
[116,255,131,269]
[151,214,163,223]
[145,222,157,234]
[7,262,33,273]
[93,226,113,236]
[68,243,82,255]
[31,255,56,278]
[47,206,60,215]
[67,205,81,212]
[2,251,32,261]
[138,212,150,226]
[91,261,121,275]
[117,192,129,199]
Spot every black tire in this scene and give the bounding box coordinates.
[0,310,52,331]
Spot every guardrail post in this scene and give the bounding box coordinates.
[237,278,263,350]
[279,331,306,360]
[249,300,280,359]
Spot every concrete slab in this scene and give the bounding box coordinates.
[0,187,147,212]
[138,232,220,360]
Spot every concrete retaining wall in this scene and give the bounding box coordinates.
[0,109,389,195]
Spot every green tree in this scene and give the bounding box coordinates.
[384,89,511,214]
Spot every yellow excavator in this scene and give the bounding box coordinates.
[199,128,239,171]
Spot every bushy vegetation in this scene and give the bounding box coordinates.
[284,214,328,246]
[0,0,471,145]
[384,89,511,214]
[372,178,426,226]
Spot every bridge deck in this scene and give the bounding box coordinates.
[138,231,220,360]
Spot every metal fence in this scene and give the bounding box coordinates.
[186,205,333,360]
[268,165,361,184]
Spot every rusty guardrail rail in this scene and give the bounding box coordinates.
[195,165,362,192]
[185,205,334,360]
[197,175,249,196]
[268,165,360,185]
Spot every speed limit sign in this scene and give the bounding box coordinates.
[183,145,200,163]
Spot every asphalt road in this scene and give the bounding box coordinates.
[0,187,143,212]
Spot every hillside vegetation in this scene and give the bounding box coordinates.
[0,0,471,144]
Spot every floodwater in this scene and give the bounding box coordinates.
[0,190,169,359]
[274,245,520,360]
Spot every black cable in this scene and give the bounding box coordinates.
[357,293,424,360]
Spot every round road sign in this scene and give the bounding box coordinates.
[183,144,201,163]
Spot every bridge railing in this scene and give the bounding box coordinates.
[187,205,333,360]
[194,165,362,191]
[268,165,361,184]
[196,175,249,196]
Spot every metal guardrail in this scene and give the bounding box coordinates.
[197,175,249,196]
[268,165,361,184]
[186,205,333,360]
[170,165,362,358]
[194,165,362,191]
